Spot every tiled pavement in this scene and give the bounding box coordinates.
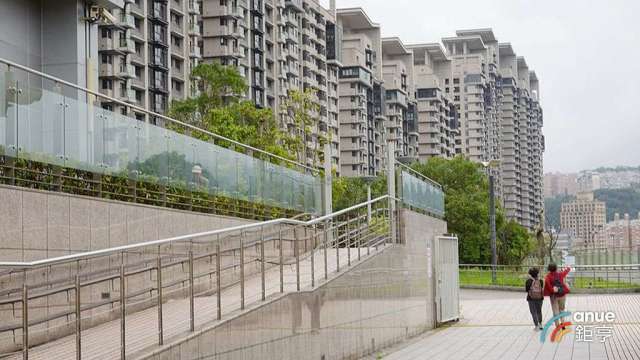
[379,289,640,360]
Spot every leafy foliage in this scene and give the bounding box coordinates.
[332,175,387,212]
[168,63,299,163]
[411,156,532,265]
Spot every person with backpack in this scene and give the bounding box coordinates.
[544,263,571,327]
[525,267,544,330]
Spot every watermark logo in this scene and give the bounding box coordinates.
[540,311,572,343]
[540,311,615,343]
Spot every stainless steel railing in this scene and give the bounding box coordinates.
[0,196,395,359]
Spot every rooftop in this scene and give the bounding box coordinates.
[441,35,486,51]
[336,8,380,29]
[455,28,497,43]
[407,43,450,62]
[498,42,516,57]
[381,37,411,56]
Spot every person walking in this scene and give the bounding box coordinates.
[544,263,571,327]
[525,267,544,330]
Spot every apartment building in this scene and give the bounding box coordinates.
[201,0,340,170]
[336,8,385,177]
[381,37,418,160]
[498,43,545,228]
[560,192,606,246]
[97,0,202,119]
[409,43,458,160]
[593,213,640,249]
[544,172,578,198]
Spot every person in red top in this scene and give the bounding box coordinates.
[544,263,571,327]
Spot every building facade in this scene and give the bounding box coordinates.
[201,0,340,170]
[335,8,385,177]
[409,43,458,160]
[593,213,640,249]
[98,0,203,119]
[544,172,578,198]
[560,192,606,247]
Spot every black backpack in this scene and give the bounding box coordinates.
[552,273,565,296]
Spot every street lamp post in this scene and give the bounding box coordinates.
[482,160,500,285]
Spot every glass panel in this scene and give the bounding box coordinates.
[136,120,169,184]
[1,72,18,157]
[401,170,444,216]
[64,93,97,172]
[18,82,65,166]
[167,130,192,190]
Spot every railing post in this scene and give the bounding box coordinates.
[323,220,329,280]
[120,264,126,360]
[358,214,362,261]
[336,220,340,273]
[156,252,163,345]
[387,141,397,244]
[75,274,81,360]
[295,227,300,291]
[347,217,352,267]
[216,242,221,320]
[260,226,266,301]
[22,282,28,360]
[188,250,195,332]
[240,231,245,310]
[311,226,315,288]
[279,225,284,293]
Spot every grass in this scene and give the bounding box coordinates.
[459,269,640,290]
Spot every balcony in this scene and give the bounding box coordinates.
[285,0,303,12]
[118,63,136,78]
[118,38,135,53]
[188,22,200,35]
[118,88,137,103]
[189,45,202,58]
[188,0,200,14]
[119,14,135,29]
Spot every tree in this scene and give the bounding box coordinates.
[332,175,386,212]
[282,89,324,167]
[168,63,300,163]
[411,156,532,265]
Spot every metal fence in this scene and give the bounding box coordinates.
[0,58,322,218]
[0,196,394,359]
[459,264,640,291]
[572,246,640,265]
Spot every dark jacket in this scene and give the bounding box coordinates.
[525,278,544,301]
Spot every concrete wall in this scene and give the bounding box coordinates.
[0,184,253,262]
[139,209,447,360]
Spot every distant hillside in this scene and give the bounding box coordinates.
[544,188,640,229]
[594,188,640,221]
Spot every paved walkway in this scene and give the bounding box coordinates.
[2,246,382,360]
[378,289,640,360]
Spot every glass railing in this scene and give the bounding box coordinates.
[400,170,445,217]
[0,67,322,214]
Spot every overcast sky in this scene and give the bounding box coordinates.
[322,0,640,173]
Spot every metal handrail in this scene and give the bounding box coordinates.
[459,263,640,269]
[0,57,318,174]
[0,195,391,269]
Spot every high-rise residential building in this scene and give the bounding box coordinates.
[381,37,418,160]
[201,0,340,170]
[335,8,385,177]
[409,43,459,160]
[98,0,203,119]
[498,43,545,228]
[560,192,606,247]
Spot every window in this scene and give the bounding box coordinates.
[101,79,113,90]
[101,54,112,64]
[101,29,112,38]
[453,78,459,84]
[220,18,227,26]
[444,78,449,85]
